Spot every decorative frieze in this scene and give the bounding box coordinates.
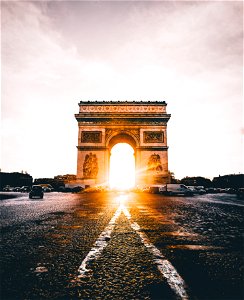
[79,105,166,113]
[76,118,169,126]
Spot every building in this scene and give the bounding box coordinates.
[75,101,171,186]
[0,172,33,190]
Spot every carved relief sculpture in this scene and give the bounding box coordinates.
[144,131,164,143]
[147,154,163,173]
[83,153,98,178]
[81,131,102,143]
[127,129,140,142]
[105,128,140,144]
[105,128,114,143]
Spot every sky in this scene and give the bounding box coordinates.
[1,0,243,180]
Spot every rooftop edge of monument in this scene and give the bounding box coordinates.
[78,100,167,105]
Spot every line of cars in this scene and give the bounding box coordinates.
[2,185,55,193]
[138,184,244,198]
[2,183,85,199]
[147,184,195,196]
[3,185,31,192]
[28,184,85,198]
[2,185,50,199]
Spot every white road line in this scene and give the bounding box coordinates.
[77,205,122,278]
[77,200,188,299]
[122,204,189,300]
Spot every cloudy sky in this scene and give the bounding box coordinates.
[1,0,243,180]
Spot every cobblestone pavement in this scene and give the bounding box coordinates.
[0,192,243,300]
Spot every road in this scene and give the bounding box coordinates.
[0,191,243,300]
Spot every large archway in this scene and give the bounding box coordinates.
[109,143,135,190]
[75,101,171,186]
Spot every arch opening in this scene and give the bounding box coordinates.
[109,143,135,190]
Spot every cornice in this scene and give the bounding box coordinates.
[78,100,167,106]
[77,146,169,151]
[77,146,107,151]
[137,146,169,151]
[75,114,171,120]
[75,116,170,125]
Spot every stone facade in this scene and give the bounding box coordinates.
[75,101,171,186]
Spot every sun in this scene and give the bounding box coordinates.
[109,143,135,190]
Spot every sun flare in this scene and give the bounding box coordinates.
[109,143,135,190]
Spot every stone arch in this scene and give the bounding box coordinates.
[75,101,171,186]
[107,132,138,185]
[109,142,136,189]
[106,131,139,150]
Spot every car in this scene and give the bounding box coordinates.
[71,186,84,193]
[205,187,218,193]
[162,184,194,196]
[40,184,55,192]
[29,185,44,199]
[3,185,11,192]
[236,188,244,200]
[20,186,31,193]
[42,187,52,192]
[187,186,206,195]
[224,188,236,194]
[149,186,162,194]
[142,186,150,193]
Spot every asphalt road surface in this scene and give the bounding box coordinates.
[0,191,243,300]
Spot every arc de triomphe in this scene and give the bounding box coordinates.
[75,101,171,186]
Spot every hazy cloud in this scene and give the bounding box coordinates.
[1,1,243,179]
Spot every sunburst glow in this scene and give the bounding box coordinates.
[109,143,135,190]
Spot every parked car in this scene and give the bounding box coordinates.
[13,187,21,192]
[236,188,244,200]
[205,187,218,193]
[3,185,11,192]
[29,185,44,199]
[20,186,31,193]
[40,184,55,192]
[218,188,227,193]
[161,184,194,196]
[71,186,84,193]
[195,186,206,194]
[42,187,52,192]
[224,188,236,194]
[148,185,163,194]
[187,186,206,195]
[142,186,150,193]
